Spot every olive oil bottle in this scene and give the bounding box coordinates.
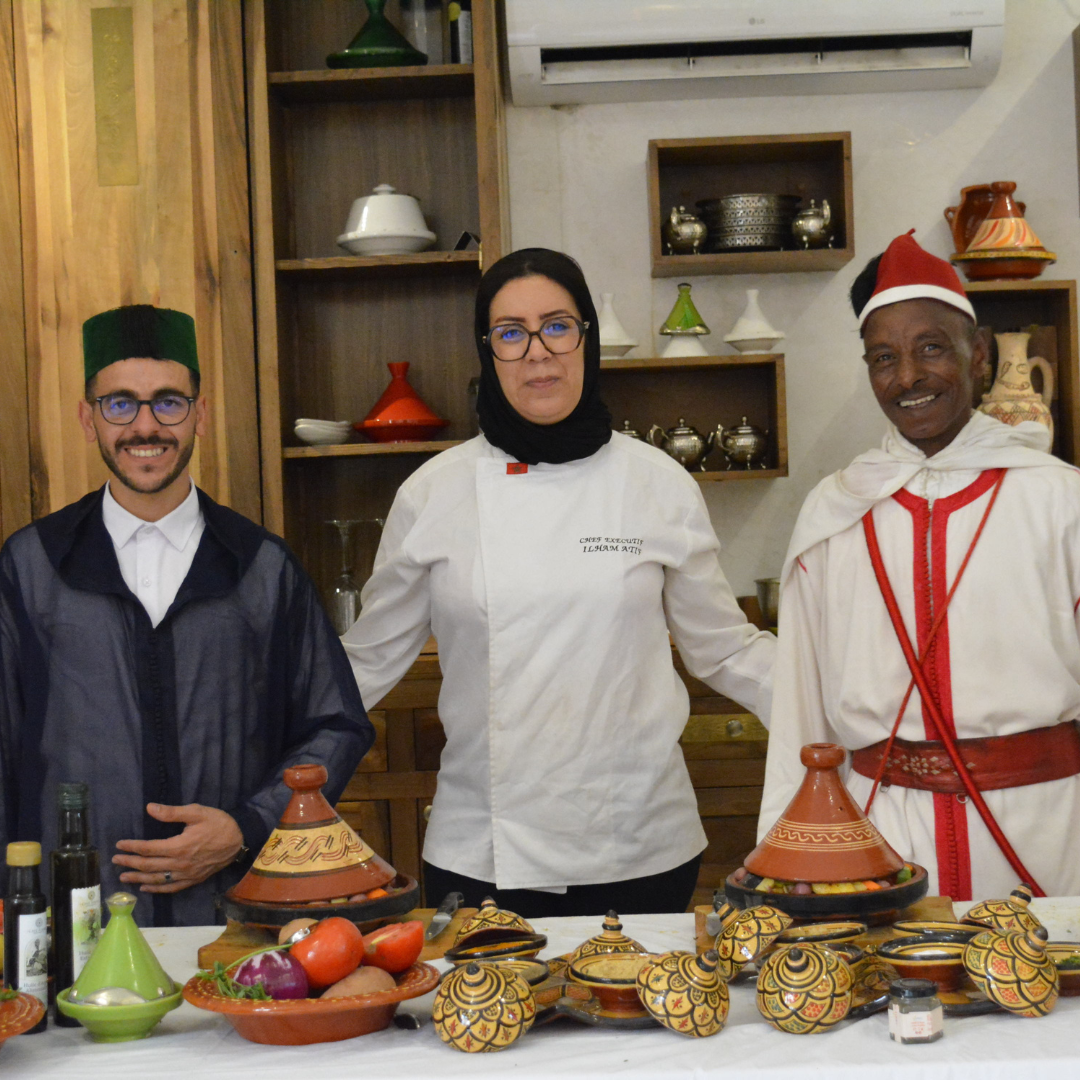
[51,782,101,1025]
[3,841,48,1032]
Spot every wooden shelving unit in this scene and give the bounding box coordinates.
[599,354,788,478]
[964,279,1079,465]
[247,0,508,597]
[647,133,854,278]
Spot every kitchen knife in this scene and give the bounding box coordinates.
[424,890,464,940]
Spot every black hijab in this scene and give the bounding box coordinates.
[474,248,612,465]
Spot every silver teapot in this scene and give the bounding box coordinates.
[791,199,833,250]
[616,418,645,441]
[716,417,768,469]
[663,206,708,255]
[648,418,715,470]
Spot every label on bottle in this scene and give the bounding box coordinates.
[70,884,102,980]
[889,1001,943,1042]
[16,912,48,1005]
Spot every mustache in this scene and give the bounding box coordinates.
[116,435,178,451]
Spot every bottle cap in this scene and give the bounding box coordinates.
[890,977,938,999]
[6,841,42,866]
[58,781,90,810]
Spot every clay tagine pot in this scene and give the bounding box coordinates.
[432,961,536,1052]
[228,764,397,906]
[744,743,905,883]
[636,949,729,1037]
[568,911,645,966]
[962,883,1044,934]
[353,362,449,443]
[756,945,853,1034]
[943,183,997,253]
[963,926,1059,1017]
[950,181,1056,281]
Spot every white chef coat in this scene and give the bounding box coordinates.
[102,480,204,627]
[759,413,1080,899]
[342,432,775,890]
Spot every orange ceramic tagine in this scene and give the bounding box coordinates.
[224,764,418,925]
[746,743,904,883]
[354,362,448,443]
[950,181,1056,281]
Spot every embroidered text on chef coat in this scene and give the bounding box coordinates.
[580,536,643,555]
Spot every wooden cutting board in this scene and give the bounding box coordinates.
[196,907,479,970]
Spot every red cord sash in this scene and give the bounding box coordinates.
[861,470,1045,896]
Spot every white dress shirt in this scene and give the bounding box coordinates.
[102,481,205,627]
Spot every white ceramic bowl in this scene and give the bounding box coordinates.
[337,232,436,257]
[295,418,351,428]
[724,335,784,354]
[294,429,350,447]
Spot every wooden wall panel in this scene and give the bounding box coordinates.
[13,0,258,523]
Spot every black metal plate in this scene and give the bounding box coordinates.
[220,873,420,928]
[724,865,929,922]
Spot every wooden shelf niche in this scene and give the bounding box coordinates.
[648,133,854,278]
[247,0,509,599]
[600,354,788,479]
[965,279,1079,466]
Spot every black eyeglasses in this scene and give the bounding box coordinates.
[94,392,196,426]
[484,316,589,362]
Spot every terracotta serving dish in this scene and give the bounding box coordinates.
[182,962,439,1045]
[0,993,45,1049]
[725,864,928,923]
[568,952,656,1017]
[1047,943,1080,996]
[875,938,967,992]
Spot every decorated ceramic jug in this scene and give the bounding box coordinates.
[637,949,729,1037]
[455,897,533,943]
[978,332,1054,441]
[648,419,715,471]
[943,183,997,253]
[569,911,645,965]
[963,883,1044,934]
[433,961,536,1052]
[714,905,792,981]
[756,945,853,1034]
[963,927,1059,1017]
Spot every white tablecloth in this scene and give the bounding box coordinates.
[3,901,1080,1080]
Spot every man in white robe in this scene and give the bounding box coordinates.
[758,231,1080,900]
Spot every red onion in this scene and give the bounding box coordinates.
[234,949,310,1000]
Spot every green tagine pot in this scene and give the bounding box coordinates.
[327,0,427,68]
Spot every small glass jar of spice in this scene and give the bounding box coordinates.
[888,977,943,1043]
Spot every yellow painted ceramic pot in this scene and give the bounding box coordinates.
[715,904,792,981]
[963,927,1059,1017]
[636,949,729,1038]
[432,961,535,1052]
[963,884,1043,934]
[756,945,853,1034]
[455,897,533,943]
[569,911,645,965]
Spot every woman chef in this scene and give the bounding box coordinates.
[342,248,775,917]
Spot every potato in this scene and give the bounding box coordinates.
[320,966,396,998]
[278,917,318,945]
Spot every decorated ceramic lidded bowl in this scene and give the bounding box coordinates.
[636,949,728,1037]
[963,926,1059,1017]
[756,944,853,1035]
[433,961,536,1052]
[568,911,645,965]
[713,905,792,981]
[963,883,1044,934]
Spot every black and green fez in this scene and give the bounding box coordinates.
[83,304,199,382]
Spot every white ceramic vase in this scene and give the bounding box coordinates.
[597,292,638,359]
[724,289,785,354]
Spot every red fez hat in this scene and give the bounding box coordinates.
[859,229,976,327]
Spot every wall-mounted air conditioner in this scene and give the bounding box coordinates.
[506,0,1005,107]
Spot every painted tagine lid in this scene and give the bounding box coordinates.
[569,911,645,965]
[744,743,905,883]
[228,763,396,905]
[356,361,448,438]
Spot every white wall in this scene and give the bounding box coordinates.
[504,0,1080,595]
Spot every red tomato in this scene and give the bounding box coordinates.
[289,917,365,989]
[362,920,424,974]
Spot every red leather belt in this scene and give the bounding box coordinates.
[850,721,1080,794]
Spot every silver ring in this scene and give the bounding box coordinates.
[163,870,172,884]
